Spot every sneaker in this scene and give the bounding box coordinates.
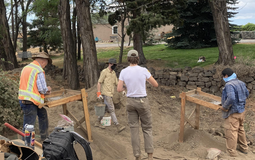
[116,124,125,133]
[94,121,105,129]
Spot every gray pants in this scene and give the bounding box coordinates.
[126,97,153,157]
[98,95,119,125]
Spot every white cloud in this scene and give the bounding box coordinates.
[233,16,253,20]
[229,0,255,24]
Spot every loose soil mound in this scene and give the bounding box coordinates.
[7,69,255,159]
[44,76,255,160]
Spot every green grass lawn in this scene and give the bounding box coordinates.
[39,43,255,69]
[95,44,255,68]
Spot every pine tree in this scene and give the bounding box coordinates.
[165,0,239,49]
[165,0,217,49]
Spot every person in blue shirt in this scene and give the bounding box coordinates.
[221,68,249,157]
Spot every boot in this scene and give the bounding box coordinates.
[116,124,125,133]
[148,153,153,160]
[94,121,105,129]
[135,156,141,160]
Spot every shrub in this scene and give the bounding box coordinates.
[242,23,255,31]
[0,69,22,133]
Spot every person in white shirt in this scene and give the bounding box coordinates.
[117,50,158,160]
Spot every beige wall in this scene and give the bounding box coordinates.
[92,23,173,42]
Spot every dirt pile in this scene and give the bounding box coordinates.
[43,76,255,160]
[7,68,255,159]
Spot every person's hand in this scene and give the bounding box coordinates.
[218,106,228,112]
[46,90,51,95]
[47,86,52,92]
[97,92,104,100]
[122,91,126,96]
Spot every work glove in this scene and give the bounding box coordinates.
[122,91,126,96]
[97,92,104,100]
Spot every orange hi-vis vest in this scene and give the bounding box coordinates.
[18,60,45,106]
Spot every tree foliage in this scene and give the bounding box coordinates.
[165,0,239,49]
[165,0,217,49]
[242,23,255,31]
[28,0,62,52]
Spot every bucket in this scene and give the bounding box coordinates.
[94,103,106,117]
[101,117,111,126]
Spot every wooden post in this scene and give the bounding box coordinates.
[62,90,67,115]
[81,88,92,142]
[62,104,67,115]
[195,104,200,129]
[179,92,186,143]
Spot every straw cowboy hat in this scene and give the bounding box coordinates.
[32,52,52,64]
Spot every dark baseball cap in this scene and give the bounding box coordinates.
[222,68,234,77]
[107,58,117,64]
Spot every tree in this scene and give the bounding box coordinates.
[124,0,185,64]
[29,0,62,53]
[27,19,62,53]
[209,0,234,65]
[75,0,99,88]
[165,0,217,49]
[59,0,79,89]
[0,0,18,69]
[21,0,33,61]
[108,2,128,64]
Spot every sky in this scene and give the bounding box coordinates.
[229,0,255,25]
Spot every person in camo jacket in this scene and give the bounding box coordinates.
[96,58,126,133]
[117,50,158,160]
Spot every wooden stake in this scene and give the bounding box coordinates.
[81,88,92,142]
[179,92,186,143]
[195,104,200,129]
[62,104,67,115]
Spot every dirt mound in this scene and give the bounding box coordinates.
[35,75,255,159]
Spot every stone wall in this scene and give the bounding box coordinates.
[232,31,255,39]
[44,63,255,96]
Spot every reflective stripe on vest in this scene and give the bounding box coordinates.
[19,90,44,104]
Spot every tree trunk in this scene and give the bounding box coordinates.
[59,0,80,89]
[21,1,28,61]
[72,6,77,58]
[0,46,9,70]
[118,8,127,64]
[133,33,146,64]
[77,21,81,60]
[0,0,18,68]
[13,0,19,51]
[11,0,14,42]
[209,0,234,65]
[132,10,146,64]
[75,0,99,89]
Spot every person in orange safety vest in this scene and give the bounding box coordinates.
[18,52,52,142]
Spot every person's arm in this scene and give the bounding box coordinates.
[117,80,125,92]
[245,86,249,99]
[222,85,235,110]
[97,71,106,99]
[37,73,51,95]
[147,76,158,87]
[97,82,101,93]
